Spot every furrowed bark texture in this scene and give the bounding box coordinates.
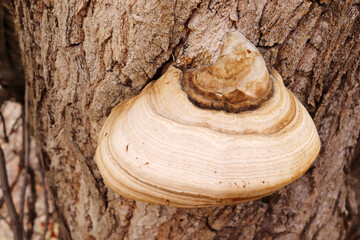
[13,0,360,239]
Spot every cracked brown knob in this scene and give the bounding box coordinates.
[95,31,320,208]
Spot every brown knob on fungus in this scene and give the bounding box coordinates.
[95,31,320,208]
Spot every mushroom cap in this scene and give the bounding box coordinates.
[95,32,320,208]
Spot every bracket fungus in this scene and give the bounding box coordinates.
[95,31,320,208]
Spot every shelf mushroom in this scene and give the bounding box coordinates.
[95,31,320,208]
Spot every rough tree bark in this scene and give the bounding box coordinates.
[10,0,360,239]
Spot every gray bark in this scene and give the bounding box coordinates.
[11,0,360,239]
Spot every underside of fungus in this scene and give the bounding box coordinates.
[95,31,320,208]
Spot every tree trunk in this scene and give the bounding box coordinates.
[12,0,360,239]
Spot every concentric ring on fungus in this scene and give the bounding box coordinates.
[95,31,320,208]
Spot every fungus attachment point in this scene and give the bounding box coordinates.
[182,32,272,112]
[95,31,320,208]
